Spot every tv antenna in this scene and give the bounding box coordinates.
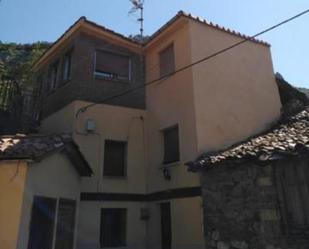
[129,0,144,37]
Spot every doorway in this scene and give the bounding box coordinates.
[160,202,172,249]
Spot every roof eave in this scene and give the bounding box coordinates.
[33,17,142,72]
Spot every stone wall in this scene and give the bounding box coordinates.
[201,162,307,249]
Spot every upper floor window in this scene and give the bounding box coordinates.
[100,208,127,248]
[103,140,127,177]
[95,50,131,81]
[48,61,59,92]
[159,43,175,77]
[62,51,72,81]
[162,125,180,164]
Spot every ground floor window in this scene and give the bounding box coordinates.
[100,208,127,247]
[27,196,76,249]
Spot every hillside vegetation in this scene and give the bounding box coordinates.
[298,87,309,98]
[0,41,50,111]
[0,42,50,134]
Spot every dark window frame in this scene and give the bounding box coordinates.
[103,140,128,177]
[94,49,132,82]
[162,124,180,165]
[159,43,175,78]
[100,208,127,248]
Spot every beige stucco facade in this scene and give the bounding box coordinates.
[0,161,28,249]
[188,19,281,153]
[41,100,147,194]
[16,153,81,249]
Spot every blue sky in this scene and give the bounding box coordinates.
[0,0,308,87]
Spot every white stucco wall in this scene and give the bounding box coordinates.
[17,153,81,249]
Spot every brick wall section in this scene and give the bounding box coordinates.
[35,32,145,118]
[201,161,308,249]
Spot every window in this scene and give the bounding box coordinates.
[48,61,59,92]
[54,199,76,249]
[276,159,309,236]
[162,125,180,164]
[95,50,131,81]
[159,44,175,77]
[103,140,127,177]
[100,209,127,248]
[62,52,72,81]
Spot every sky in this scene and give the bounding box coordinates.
[0,0,308,88]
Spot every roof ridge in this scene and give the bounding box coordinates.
[178,11,269,46]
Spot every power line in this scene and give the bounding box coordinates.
[76,8,309,117]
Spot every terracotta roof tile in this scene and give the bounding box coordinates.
[146,11,269,47]
[179,11,269,46]
[0,133,72,160]
[0,133,93,176]
[187,107,309,171]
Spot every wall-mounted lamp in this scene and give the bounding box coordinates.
[163,168,171,181]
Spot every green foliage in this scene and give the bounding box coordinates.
[0,41,50,111]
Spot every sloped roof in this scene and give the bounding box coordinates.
[187,107,309,172]
[147,11,269,47]
[0,133,93,176]
[34,11,269,70]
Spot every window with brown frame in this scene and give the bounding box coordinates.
[162,125,180,164]
[275,159,309,237]
[100,208,127,248]
[48,61,59,92]
[159,44,175,77]
[103,140,127,177]
[95,50,131,81]
[62,51,72,81]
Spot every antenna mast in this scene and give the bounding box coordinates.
[129,0,144,37]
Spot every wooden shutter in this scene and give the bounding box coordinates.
[100,209,127,247]
[163,125,180,164]
[95,51,130,80]
[276,159,309,235]
[54,199,76,249]
[103,140,127,177]
[160,44,175,77]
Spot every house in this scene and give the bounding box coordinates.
[0,134,92,249]
[2,10,283,249]
[186,106,309,249]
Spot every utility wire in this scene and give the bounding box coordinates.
[76,8,309,117]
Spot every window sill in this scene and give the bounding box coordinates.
[159,161,181,169]
[103,176,128,180]
[94,74,131,84]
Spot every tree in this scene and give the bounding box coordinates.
[0,42,50,133]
